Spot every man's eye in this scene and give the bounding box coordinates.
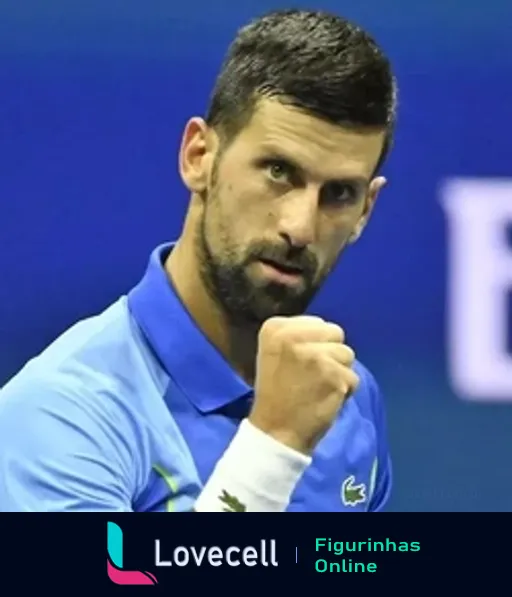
[323,183,358,205]
[267,161,290,181]
[337,185,355,202]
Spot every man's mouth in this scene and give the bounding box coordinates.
[259,259,303,275]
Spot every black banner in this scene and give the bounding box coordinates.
[2,514,505,592]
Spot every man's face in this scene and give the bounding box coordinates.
[181,98,387,326]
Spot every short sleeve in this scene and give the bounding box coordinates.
[0,380,135,512]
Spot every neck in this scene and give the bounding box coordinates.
[165,214,258,385]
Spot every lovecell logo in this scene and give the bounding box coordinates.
[107,522,158,585]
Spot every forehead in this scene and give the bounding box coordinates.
[235,98,385,180]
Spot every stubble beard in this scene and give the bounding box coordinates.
[195,208,323,329]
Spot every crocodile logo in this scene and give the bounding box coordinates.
[219,490,247,512]
[341,475,367,507]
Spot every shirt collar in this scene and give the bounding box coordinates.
[127,243,252,413]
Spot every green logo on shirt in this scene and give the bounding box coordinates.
[341,475,367,507]
[219,490,247,512]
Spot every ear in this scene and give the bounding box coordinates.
[178,117,217,194]
[348,176,387,243]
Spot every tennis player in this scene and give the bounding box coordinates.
[0,9,397,512]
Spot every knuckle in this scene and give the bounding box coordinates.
[342,345,355,364]
[259,317,288,346]
[260,316,285,336]
[326,322,345,341]
[333,367,358,395]
[293,343,317,365]
[346,371,360,394]
[297,315,325,325]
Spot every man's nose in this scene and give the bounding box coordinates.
[277,189,318,249]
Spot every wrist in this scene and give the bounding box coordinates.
[194,418,312,512]
[248,413,315,456]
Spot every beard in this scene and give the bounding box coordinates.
[195,207,324,327]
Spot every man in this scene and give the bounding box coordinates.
[0,9,397,512]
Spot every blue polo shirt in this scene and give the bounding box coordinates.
[0,243,392,512]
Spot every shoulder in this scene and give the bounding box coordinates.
[0,363,138,462]
[0,297,157,476]
[1,294,166,416]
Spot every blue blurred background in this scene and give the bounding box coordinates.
[1,0,511,511]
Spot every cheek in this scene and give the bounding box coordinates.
[315,216,355,272]
[319,212,354,248]
[224,182,273,229]
[210,161,277,239]
[207,187,256,251]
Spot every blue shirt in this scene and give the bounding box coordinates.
[0,243,392,512]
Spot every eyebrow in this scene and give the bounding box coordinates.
[257,148,370,190]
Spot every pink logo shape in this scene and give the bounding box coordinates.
[107,559,158,585]
[107,522,158,585]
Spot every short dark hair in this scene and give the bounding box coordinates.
[206,9,397,172]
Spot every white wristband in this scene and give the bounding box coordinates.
[194,418,312,512]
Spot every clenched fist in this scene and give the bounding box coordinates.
[249,315,359,456]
